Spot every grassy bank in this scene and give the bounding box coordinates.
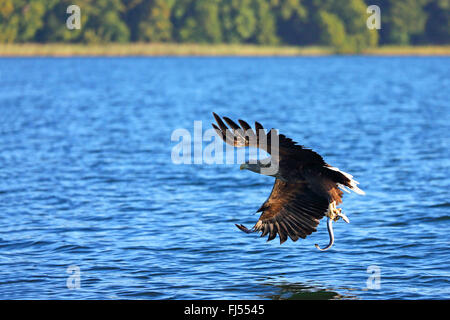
[1,43,449,56]
[0,43,330,56]
[363,45,450,56]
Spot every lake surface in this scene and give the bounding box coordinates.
[0,57,449,299]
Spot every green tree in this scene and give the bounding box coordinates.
[0,0,49,43]
[219,0,256,43]
[175,0,222,43]
[123,0,174,42]
[331,0,378,52]
[0,0,19,42]
[36,0,129,43]
[82,0,130,43]
[305,0,378,53]
[318,10,348,52]
[424,0,450,44]
[251,0,279,44]
[272,0,308,45]
[372,0,428,45]
[35,0,82,42]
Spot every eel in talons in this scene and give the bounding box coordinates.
[315,217,335,251]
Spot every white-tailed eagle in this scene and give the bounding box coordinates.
[212,113,365,251]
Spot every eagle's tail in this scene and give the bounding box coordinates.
[325,166,365,195]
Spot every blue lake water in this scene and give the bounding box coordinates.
[0,57,449,299]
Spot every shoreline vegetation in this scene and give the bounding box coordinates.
[1,43,450,57]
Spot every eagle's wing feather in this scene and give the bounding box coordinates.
[212,112,326,165]
[237,179,329,244]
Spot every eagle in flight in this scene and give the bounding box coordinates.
[212,113,365,251]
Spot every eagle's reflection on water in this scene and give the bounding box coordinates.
[259,281,357,300]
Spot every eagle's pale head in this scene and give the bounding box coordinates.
[240,160,278,177]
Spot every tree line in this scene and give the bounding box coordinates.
[0,0,448,52]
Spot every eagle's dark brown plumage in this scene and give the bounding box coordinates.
[212,113,365,251]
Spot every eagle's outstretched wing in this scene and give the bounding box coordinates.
[212,113,364,196]
[212,112,325,165]
[236,179,329,244]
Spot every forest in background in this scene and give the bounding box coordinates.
[0,0,449,53]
